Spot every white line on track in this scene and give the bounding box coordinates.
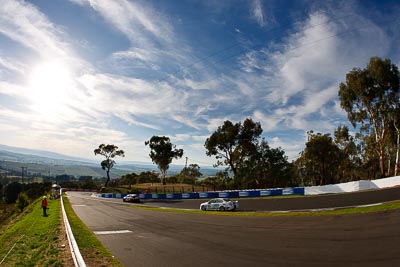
[94,230,132,235]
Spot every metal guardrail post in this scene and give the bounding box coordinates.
[60,189,87,267]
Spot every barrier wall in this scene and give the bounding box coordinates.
[98,187,305,199]
[304,176,400,195]
[96,175,400,200]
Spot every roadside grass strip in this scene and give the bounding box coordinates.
[0,198,64,266]
[62,196,123,267]
[129,200,400,217]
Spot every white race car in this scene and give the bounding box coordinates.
[122,194,140,203]
[200,198,239,211]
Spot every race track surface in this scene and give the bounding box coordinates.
[142,186,400,211]
[67,189,400,267]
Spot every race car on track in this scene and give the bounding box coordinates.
[123,194,140,203]
[200,198,238,211]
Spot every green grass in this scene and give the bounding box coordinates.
[0,196,123,266]
[132,200,400,217]
[0,198,63,266]
[62,196,123,267]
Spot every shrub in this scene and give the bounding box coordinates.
[15,192,30,212]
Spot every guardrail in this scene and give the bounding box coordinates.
[60,189,87,267]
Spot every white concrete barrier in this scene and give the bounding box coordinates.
[371,176,400,188]
[305,176,400,195]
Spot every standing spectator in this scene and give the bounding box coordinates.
[41,196,48,216]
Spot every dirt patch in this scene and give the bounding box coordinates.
[79,248,118,267]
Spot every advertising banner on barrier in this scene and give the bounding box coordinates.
[218,191,239,198]
[99,187,305,200]
[139,193,152,199]
[199,192,219,198]
[199,192,208,198]
[293,187,305,195]
[259,189,282,196]
[152,194,166,199]
[239,191,249,197]
[218,192,230,198]
[282,188,294,195]
[259,190,272,196]
[240,191,260,197]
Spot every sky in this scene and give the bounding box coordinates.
[0,0,399,167]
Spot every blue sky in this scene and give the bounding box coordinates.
[0,0,399,167]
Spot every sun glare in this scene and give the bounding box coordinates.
[28,61,73,116]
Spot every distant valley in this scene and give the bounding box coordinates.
[0,144,219,178]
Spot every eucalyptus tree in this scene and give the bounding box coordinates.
[338,57,400,177]
[180,164,202,185]
[237,139,292,188]
[138,171,160,185]
[334,125,362,181]
[304,133,341,185]
[120,172,138,189]
[145,136,183,185]
[204,118,262,178]
[94,144,125,187]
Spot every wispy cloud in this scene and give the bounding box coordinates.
[73,0,179,61]
[250,0,267,27]
[0,0,70,59]
[233,9,391,137]
[0,0,398,165]
[0,56,26,74]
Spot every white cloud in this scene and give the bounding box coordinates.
[112,48,159,64]
[171,134,191,142]
[0,81,27,98]
[0,56,26,74]
[0,1,397,164]
[76,0,174,46]
[0,0,71,59]
[237,9,392,138]
[252,110,280,132]
[251,0,266,27]
[78,73,180,117]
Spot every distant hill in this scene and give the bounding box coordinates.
[0,144,96,165]
[0,144,219,178]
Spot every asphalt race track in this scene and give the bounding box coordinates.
[67,189,400,267]
[141,186,400,211]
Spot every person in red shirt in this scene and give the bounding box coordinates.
[41,196,48,216]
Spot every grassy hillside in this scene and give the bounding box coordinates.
[0,198,70,266]
[0,196,121,266]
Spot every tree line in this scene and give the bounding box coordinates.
[95,57,400,190]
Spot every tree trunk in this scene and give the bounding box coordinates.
[105,169,110,187]
[395,133,400,176]
[373,115,386,178]
[379,155,385,177]
[379,146,386,178]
